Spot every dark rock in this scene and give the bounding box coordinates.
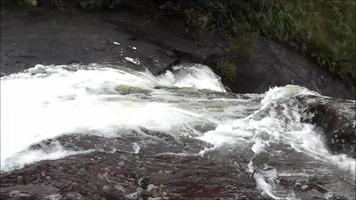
[0,149,264,199]
[206,38,353,99]
[0,132,264,199]
[1,8,351,99]
[100,185,126,200]
[138,177,149,190]
[298,95,356,158]
[280,177,351,200]
[1,8,221,77]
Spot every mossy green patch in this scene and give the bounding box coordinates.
[115,85,151,95]
[216,60,237,82]
[17,0,38,7]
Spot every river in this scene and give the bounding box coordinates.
[1,63,355,199]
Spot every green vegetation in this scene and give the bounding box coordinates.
[6,0,356,88]
[161,0,356,87]
[18,0,38,7]
[216,60,237,82]
[259,0,355,89]
[228,23,259,57]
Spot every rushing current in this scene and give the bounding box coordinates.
[1,63,355,199]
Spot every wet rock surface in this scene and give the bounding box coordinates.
[205,38,353,99]
[1,132,353,199]
[1,7,353,98]
[0,134,266,200]
[0,8,221,77]
[1,7,355,200]
[298,95,356,159]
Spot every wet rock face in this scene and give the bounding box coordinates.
[0,134,265,200]
[1,8,352,99]
[2,130,352,200]
[0,8,221,77]
[298,95,356,158]
[205,39,353,99]
[0,8,172,76]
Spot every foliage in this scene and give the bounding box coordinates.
[258,0,356,87]
[162,0,356,88]
[183,7,213,30]
[216,60,237,82]
[228,22,259,57]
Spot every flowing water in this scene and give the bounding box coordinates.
[1,63,355,199]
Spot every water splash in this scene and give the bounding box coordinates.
[0,63,225,170]
[1,63,355,199]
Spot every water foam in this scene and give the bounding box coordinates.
[1,64,355,199]
[199,85,355,199]
[0,63,225,171]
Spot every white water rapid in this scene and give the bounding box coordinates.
[1,63,355,199]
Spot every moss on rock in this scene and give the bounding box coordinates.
[259,0,356,88]
[115,85,151,95]
[216,60,237,83]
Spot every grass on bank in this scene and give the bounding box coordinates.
[260,0,355,91]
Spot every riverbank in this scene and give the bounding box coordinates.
[1,7,354,99]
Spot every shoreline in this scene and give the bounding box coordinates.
[1,7,353,99]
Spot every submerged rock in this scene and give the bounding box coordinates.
[1,131,353,199]
[0,137,264,199]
